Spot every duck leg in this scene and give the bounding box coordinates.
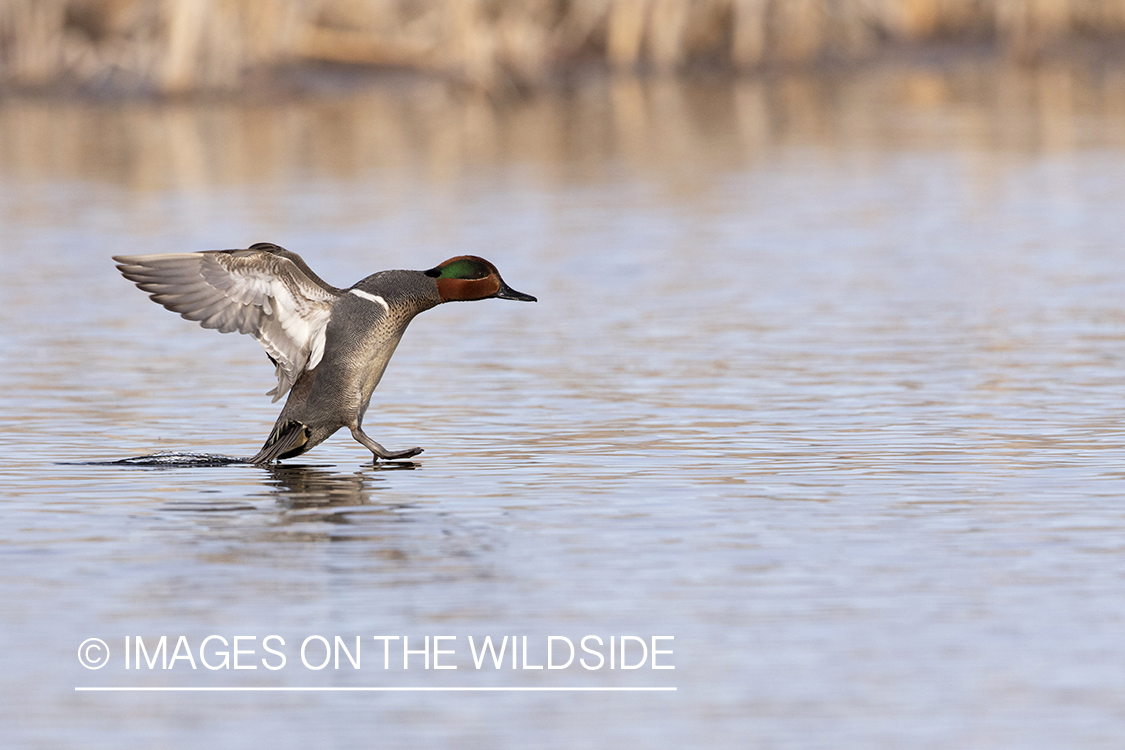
[350,426,423,462]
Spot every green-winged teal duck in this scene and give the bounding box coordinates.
[114,242,536,463]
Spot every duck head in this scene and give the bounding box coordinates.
[425,256,537,303]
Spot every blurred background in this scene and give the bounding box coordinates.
[3,0,1125,94]
[5,2,1125,749]
[3,0,1125,186]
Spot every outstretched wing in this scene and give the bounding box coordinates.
[114,244,342,402]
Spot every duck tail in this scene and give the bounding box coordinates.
[251,420,311,464]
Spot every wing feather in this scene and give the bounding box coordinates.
[114,245,341,402]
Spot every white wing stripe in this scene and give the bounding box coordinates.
[350,289,389,312]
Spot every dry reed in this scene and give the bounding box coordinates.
[1,0,1124,94]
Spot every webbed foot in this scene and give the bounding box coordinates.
[350,426,423,462]
[376,446,423,462]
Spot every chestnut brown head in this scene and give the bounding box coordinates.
[424,256,537,303]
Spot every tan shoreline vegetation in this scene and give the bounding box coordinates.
[1,0,1124,94]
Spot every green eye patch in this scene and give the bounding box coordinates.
[426,258,489,280]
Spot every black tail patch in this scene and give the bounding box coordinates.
[251,421,311,464]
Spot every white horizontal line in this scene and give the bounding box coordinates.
[349,288,389,311]
[76,686,676,692]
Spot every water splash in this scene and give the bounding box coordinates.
[64,452,421,469]
[74,451,254,467]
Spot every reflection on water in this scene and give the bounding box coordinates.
[4,61,1125,748]
[4,62,1125,193]
[262,463,413,514]
[263,464,376,509]
[158,465,422,541]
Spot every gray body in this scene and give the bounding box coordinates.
[255,271,441,462]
